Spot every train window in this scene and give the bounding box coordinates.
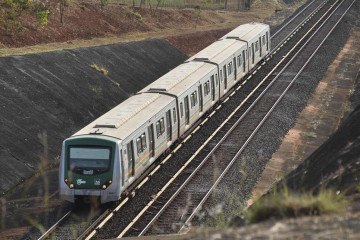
[262,35,266,45]
[238,55,242,67]
[194,91,198,105]
[156,118,165,138]
[204,82,208,96]
[242,50,246,72]
[180,103,184,117]
[220,70,223,82]
[127,141,135,177]
[190,93,195,107]
[160,118,165,134]
[173,107,176,124]
[156,122,160,137]
[141,134,146,150]
[136,138,142,154]
[255,41,259,51]
[215,74,219,86]
[228,63,231,75]
[204,81,210,95]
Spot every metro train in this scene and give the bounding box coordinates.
[59,23,271,203]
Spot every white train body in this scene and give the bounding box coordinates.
[59,23,270,203]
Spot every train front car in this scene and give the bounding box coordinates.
[59,135,122,204]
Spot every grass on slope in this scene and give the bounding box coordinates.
[245,187,349,223]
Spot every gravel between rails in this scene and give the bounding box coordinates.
[197,0,359,227]
[270,0,326,47]
[92,0,342,239]
[139,0,349,234]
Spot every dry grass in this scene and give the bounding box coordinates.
[245,188,349,224]
[90,64,109,75]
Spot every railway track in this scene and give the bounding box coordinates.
[132,0,356,235]
[37,205,110,240]
[119,0,355,236]
[36,0,351,238]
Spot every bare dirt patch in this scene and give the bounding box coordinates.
[0,0,306,56]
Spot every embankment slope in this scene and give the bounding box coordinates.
[0,39,187,193]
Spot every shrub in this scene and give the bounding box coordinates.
[33,2,51,28]
[129,9,143,22]
[0,0,32,33]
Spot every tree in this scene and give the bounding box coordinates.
[59,0,65,24]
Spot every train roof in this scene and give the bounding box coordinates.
[221,22,269,41]
[188,39,246,64]
[140,61,208,92]
[140,39,245,96]
[73,93,173,140]
[69,22,270,142]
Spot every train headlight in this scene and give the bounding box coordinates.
[102,184,107,190]
[108,180,112,184]
[64,178,68,183]
[69,183,74,189]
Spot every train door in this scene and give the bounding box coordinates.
[148,124,155,157]
[266,32,269,51]
[184,96,190,125]
[126,141,135,177]
[166,110,172,141]
[211,75,215,101]
[233,57,237,80]
[251,43,255,64]
[259,36,262,57]
[242,50,246,72]
[223,65,227,90]
[198,85,203,112]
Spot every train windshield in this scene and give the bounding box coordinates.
[69,146,111,174]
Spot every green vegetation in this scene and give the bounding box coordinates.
[206,212,229,229]
[0,0,51,31]
[205,189,245,229]
[33,2,51,28]
[303,131,317,139]
[356,184,360,193]
[244,187,349,224]
[100,0,109,8]
[0,0,31,32]
[129,9,143,22]
[90,63,109,75]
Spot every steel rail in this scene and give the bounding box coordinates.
[137,0,345,235]
[80,0,339,239]
[37,210,73,240]
[270,0,328,53]
[178,0,355,231]
[123,0,342,236]
[38,1,334,238]
[271,0,318,38]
